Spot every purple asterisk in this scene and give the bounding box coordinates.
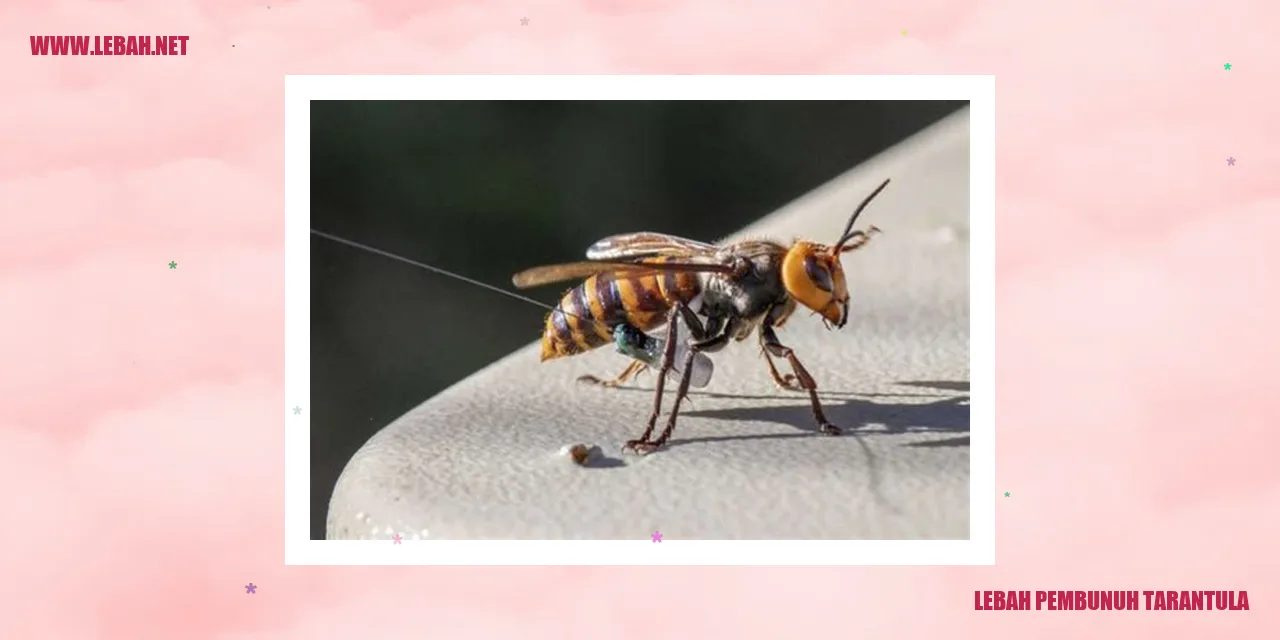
[651,530,663,543]
[245,583,257,594]
[1227,157,1236,166]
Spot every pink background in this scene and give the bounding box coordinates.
[2,0,1277,637]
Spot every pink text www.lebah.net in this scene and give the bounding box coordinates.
[29,35,190,56]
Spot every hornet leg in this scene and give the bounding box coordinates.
[760,324,841,436]
[623,303,710,455]
[760,341,802,391]
[577,360,648,388]
[642,322,732,452]
[622,306,681,454]
[759,301,802,391]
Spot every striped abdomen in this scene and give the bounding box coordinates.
[539,261,704,362]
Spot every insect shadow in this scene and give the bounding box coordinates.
[677,392,969,449]
[603,378,970,449]
[674,380,970,514]
[895,380,970,393]
[904,435,970,448]
[583,379,969,524]
[663,379,970,523]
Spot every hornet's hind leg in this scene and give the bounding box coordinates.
[625,310,734,455]
[577,360,648,388]
[760,323,841,436]
[622,303,718,455]
[641,322,733,453]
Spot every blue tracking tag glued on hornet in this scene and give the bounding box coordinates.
[613,323,714,388]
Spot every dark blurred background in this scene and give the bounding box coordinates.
[310,100,967,539]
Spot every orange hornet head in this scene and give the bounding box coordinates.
[780,178,889,329]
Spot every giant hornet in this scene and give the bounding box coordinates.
[512,178,891,455]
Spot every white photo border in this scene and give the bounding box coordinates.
[284,74,995,566]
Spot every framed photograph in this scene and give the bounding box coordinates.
[285,75,994,565]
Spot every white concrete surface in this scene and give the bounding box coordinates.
[327,108,971,540]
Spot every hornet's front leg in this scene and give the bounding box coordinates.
[761,343,802,391]
[760,300,803,391]
[759,323,841,436]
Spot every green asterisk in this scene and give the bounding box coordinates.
[1224,63,1232,70]
[293,406,302,415]
[1004,492,1010,497]
[169,261,177,269]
